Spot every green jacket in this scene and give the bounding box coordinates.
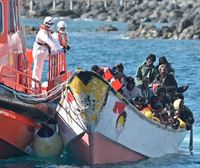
[135,63,158,85]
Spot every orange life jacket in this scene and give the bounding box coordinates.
[141,105,152,113]
[58,32,68,49]
[39,24,50,34]
[103,67,113,81]
[111,79,123,91]
[102,67,123,91]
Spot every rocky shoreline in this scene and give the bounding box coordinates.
[22,0,200,40]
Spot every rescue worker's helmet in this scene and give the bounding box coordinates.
[57,21,67,34]
[43,16,54,31]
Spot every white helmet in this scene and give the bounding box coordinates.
[44,16,54,26]
[57,21,67,34]
[43,16,54,31]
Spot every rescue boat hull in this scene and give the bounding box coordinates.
[0,139,26,159]
[0,109,40,159]
[57,70,187,165]
[0,0,66,160]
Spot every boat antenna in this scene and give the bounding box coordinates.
[189,126,193,154]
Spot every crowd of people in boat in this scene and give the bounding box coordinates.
[91,54,194,130]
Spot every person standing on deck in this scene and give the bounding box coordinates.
[52,21,70,53]
[32,16,59,86]
[135,53,158,86]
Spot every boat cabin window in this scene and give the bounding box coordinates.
[0,2,3,33]
[9,0,19,33]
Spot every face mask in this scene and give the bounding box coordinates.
[59,27,66,34]
[59,30,66,34]
[46,24,54,32]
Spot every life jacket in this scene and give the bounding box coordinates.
[101,67,123,91]
[39,24,51,37]
[152,116,160,123]
[111,79,123,91]
[58,32,68,49]
[178,118,186,128]
[103,67,113,81]
[141,105,153,119]
[40,24,46,30]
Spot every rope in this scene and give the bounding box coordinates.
[58,102,87,132]
[0,81,68,104]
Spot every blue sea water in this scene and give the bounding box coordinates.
[1,18,200,167]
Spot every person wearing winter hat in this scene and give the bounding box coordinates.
[153,63,178,96]
[156,56,175,75]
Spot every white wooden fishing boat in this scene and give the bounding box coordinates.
[56,70,187,165]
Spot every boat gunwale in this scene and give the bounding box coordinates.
[0,108,41,128]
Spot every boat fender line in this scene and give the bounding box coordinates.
[33,125,64,157]
[0,97,54,121]
[0,85,56,121]
[189,126,193,154]
[57,101,87,132]
[47,118,57,131]
[0,82,66,104]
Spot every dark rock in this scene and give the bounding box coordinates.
[80,12,94,20]
[160,26,173,33]
[126,8,138,16]
[117,13,129,22]
[193,15,200,32]
[128,19,141,31]
[143,17,152,22]
[97,13,108,20]
[168,10,183,23]
[96,25,118,32]
[179,26,194,39]
[178,18,193,33]
[148,1,158,10]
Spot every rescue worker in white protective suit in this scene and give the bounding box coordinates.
[32,16,61,87]
[52,21,70,53]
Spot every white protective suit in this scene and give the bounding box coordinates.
[52,21,69,52]
[32,25,60,83]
